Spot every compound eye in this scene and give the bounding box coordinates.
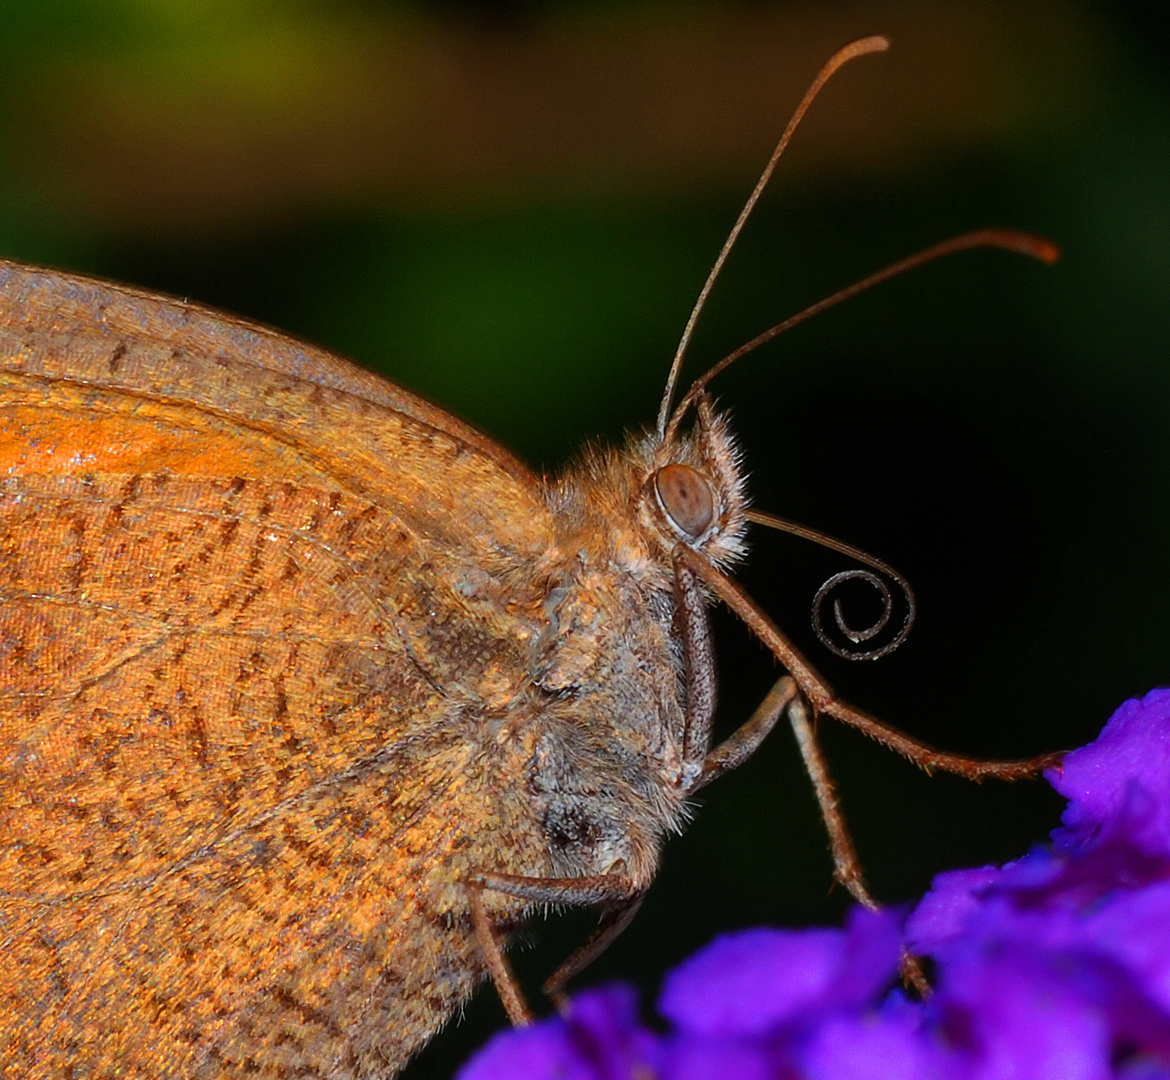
[655,463,715,538]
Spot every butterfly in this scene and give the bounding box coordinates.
[0,36,1057,1079]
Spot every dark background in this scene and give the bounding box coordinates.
[2,1,1167,1075]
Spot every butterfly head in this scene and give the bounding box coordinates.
[638,393,749,573]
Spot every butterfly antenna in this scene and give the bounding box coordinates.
[663,228,1058,444]
[656,34,890,437]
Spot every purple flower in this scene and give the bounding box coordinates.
[658,907,902,1039]
[458,689,1170,1080]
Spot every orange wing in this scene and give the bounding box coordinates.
[0,261,555,1077]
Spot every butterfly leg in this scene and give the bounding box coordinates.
[692,676,874,908]
[697,677,930,992]
[540,894,645,1008]
[677,544,1062,779]
[673,560,718,779]
[691,675,798,792]
[467,884,533,1027]
[786,693,931,993]
[465,870,643,1024]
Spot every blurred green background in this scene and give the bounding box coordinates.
[2,0,1167,1074]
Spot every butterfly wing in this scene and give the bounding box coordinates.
[0,261,555,1077]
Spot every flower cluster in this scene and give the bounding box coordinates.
[458,688,1170,1079]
